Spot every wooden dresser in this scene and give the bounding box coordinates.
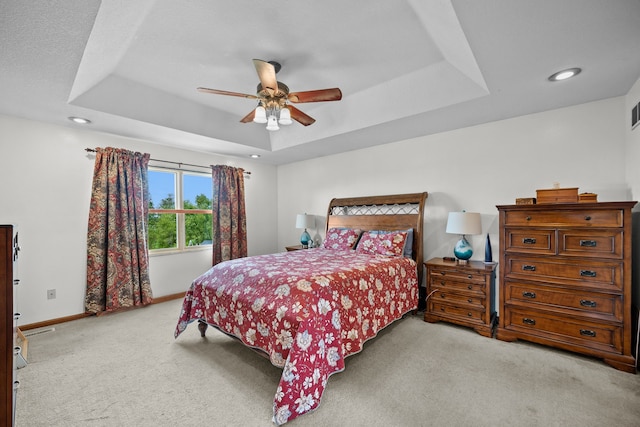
[1,225,19,425]
[424,258,496,337]
[496,202,637,373]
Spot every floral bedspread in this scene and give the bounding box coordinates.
[174,248,418,425]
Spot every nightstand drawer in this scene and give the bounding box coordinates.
[505,281,622,321]
[429,277,486,294]
[430,302,485,323]
[504,308,622,353]
[431,290,485,309]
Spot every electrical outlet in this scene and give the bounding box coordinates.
[47,289,56,300]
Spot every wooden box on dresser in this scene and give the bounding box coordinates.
[496,202,637,373]
[1,225,19,426]
[424,258,497,338]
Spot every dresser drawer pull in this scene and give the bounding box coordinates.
[467,298,473,303]
[580,329,596,337]
[467,274,472,279]
[579,240,597,247]
[440,281,446,286]
[522,237,537,244]
[580,270,597,277]
[580,299,597,308]
[440,271,446,276]
[522,265,536,271]
[522,318,536,325]
[526,216,532,221]
[467,312,473,317]
[522,291,536,299]
[584,215,591,221]
[467,285,473,290]
[440,293,446,298]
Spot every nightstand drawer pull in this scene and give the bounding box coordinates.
[467,285,473,290]
[467,298,473,303]
[580,270,596,277]
[467,312,472,317]
[522,237,537,244]
[579,240,597,247]
[580,329,596,337]
[522,291,536,299]
[440,293,446,298]
[522,318,536,325]
[440,271,446,276]
[580,299,597,308]
[522,265,536,271]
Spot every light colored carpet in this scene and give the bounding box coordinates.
[15,299,640,427]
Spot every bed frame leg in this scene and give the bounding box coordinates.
[197,321,208,337]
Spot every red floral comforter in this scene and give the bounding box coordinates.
[174,248,418,425]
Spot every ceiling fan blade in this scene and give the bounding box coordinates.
[288,88,342,103]
[287,105,316,126]
[197,87,257,99]
[240,109,256,123]
[253,59,278,93]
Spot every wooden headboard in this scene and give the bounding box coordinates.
[325,192,428,283]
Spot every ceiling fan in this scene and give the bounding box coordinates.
[197,59,342,130]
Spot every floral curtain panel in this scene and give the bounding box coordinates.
[85,147,153,314]
[211,165,248,265]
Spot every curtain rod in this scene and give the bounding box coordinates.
[84,148,250,175]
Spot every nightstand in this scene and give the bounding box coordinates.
[424,258,496,337]
[285,245,304,251]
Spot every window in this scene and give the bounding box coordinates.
[148,169,212,252]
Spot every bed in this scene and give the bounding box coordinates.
[174,192,428,424]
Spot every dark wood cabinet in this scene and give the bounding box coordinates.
[1,225,19,426]
[496,202,637,373]
[424,258,497,337]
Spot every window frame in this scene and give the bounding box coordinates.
[148,167,213,254]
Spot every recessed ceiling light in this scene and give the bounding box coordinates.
[68,116,91,124]
[548,68,582,82]
[250,154,260,158]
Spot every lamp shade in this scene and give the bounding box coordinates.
[253,106,267,123]
[296,214,314,229]
[446,212,482,235]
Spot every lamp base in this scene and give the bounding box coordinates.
[453,235,473,262]
[300,229,311,249]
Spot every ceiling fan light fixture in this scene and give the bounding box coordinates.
[266,115,279,131]
[548,67,581,82]
[253,106,267,123]
[278,107,292,125]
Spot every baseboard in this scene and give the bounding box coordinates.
[19,292,186,331]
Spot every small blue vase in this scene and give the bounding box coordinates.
[453,235,473,260]
[300,229,311,248]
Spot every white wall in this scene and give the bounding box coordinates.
[0,115,278,325]
[277,97,631,303]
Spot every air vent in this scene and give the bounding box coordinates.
[633,102,639,130]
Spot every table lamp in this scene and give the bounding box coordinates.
[296,214,314,248]
[446,211,482,263]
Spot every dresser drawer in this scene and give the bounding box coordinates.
[503,209,624,228]
[430,301,485,323]
[504,228,555,255]
[558,229,623,259]
[504,256,622,291]
[504,281,622,321]
[504,308,622,353]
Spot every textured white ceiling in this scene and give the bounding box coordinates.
[1,0,640,164]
